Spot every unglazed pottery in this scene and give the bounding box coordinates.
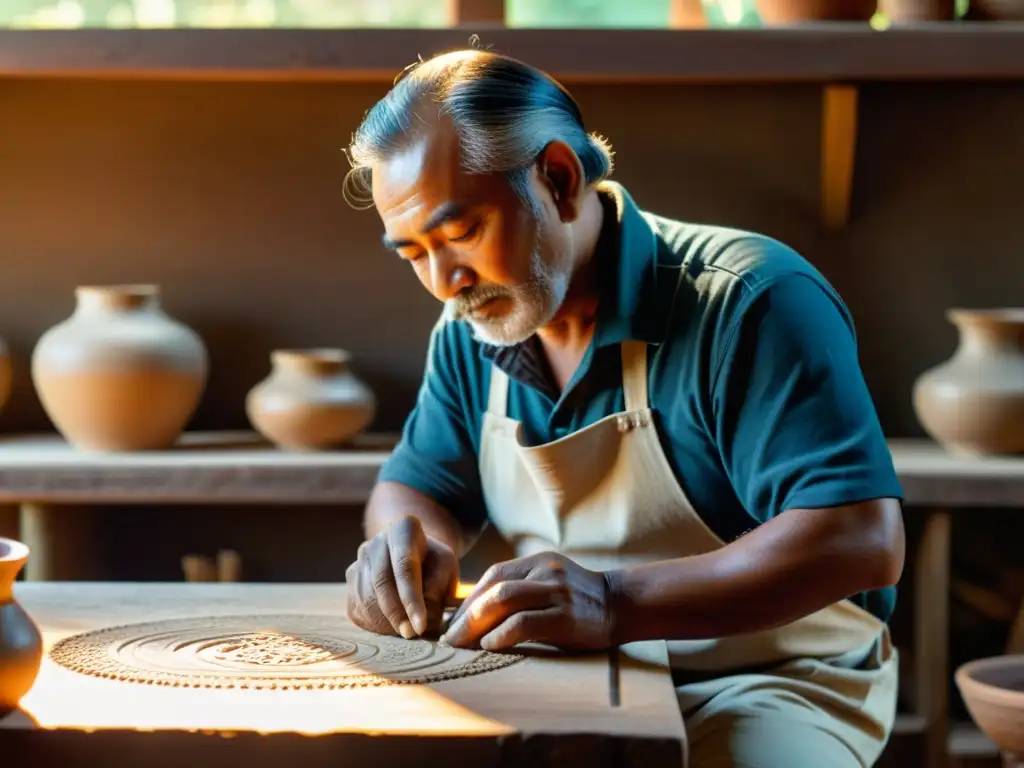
[956,655,1024,757]
[246,349,375,451]
[755,0,876,23]
[0,335,11,416]
[0,538,43,713]
[880,0,955,20]
[32,284,208,451]
[913,308,1024,455]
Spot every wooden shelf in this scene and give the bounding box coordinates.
[0,26,1024,84]
[0,433,1019,506]
[888,438,1024,507]
[0,431,397,504]
[948,721,999,758]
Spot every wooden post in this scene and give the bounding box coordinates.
[445,0,505,25]
[915,509,952,768]
[19,503,100,581]
[821,84,858,229]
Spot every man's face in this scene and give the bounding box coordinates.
[371,121,573,346]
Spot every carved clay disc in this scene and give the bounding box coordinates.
[49,614,522,690]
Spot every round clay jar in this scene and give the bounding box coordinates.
[913,308,1024,455]
[31,284,208,451]
[0,538,43,714]
[246,349,376,451]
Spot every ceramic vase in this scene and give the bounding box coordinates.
[246,349,376,451]
[0,336,11,417]
[32,284,208,451]
[965,0,1024,18]
[880,0,955,20]
[0,538,42,714]
[913,308,1024,455]
[955,655,1024,758]
[755,0,876,23]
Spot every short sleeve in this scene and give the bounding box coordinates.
[711,274,903,522]
[376,316,487,530]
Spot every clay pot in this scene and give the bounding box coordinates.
[956,655,1024,757]
[913,309,1024,456]
[755,0,877,23]
[881,0,956,20]
[246,349,376,451]
[965,0,1024,18]
[0,336,11,416]
[32,284,208,451]
[0,538,43,714]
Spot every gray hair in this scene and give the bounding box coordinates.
[343,49,614,210]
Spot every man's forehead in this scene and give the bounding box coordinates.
[371,119,468,211]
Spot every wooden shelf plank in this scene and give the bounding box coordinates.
[0,431,397,504]
[948,720,999,757]
[1,26,1024,84]
[0,433,1021,506]
[889,438,1024,507]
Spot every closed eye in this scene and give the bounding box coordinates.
[449,221,480,243]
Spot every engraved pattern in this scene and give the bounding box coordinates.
[50,614,522,690]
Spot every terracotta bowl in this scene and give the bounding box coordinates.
[955,655,1024,756]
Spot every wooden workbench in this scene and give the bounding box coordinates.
[0,432,1021,767]
[0,582,687,767]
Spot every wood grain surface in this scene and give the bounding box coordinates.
[0,582,687,767]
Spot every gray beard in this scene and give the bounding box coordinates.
[447,246,570,347]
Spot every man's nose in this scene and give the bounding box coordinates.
[429,250,475,301]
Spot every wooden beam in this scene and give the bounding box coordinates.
[3,28,1024,84]
[914,510,952,768]
[446,0,505,25]
[820,84,858,229]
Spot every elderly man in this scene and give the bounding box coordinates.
[343,49,905,767]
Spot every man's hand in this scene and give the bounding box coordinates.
[440,552,612,652]
[346,515,459,639]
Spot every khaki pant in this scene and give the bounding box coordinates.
[676,631,899,767]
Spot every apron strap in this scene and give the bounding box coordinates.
[621,340,649,412]
[486,365,510,418]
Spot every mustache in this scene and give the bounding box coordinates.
[448,284,513,318]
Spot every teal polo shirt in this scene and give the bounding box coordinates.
[378,182,904,623]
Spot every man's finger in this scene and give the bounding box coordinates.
[447,555,540,629]
[366,534,415,638]
[422,545,459,631]
[354,563,395,636]
[388,517,429,635]
[478,607,561,651]
[441,580,560,648]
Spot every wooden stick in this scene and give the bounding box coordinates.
[216,549,243,583]
[181,554,217,583]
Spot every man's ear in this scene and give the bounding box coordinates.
[536,140,585,222]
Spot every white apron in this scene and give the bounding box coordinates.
[476,340,899,767]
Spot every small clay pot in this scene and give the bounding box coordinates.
[965,0,1024,18]
[32,284,208,451]
[0,336,11,417]
[881,0,956,20]
[0,538,43,714]
[913,308,1024,455]
[756,0,877,22]
[246,349,376,451]
[956,655,1024,757]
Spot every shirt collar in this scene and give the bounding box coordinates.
[590,180,671,348]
